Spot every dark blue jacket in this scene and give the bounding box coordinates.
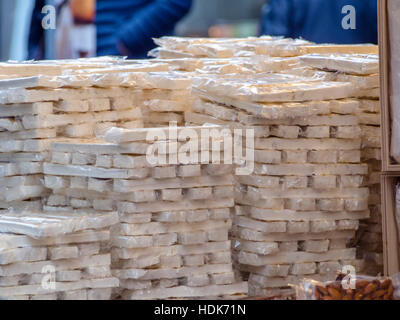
[96,0,192,58]
[28,0,192,60]
[261,0,377,44]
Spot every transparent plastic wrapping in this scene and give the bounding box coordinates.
[0,211,119,239]
[296,273,400,300]
[388,0,400,163]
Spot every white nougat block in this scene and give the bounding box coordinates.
[279,241,299,252]
[318,261,341,274]
[207,228,229,242]
[345,198,368,211]
[153,233,178,246]
[0,247,47,265]
[185,187,212,200]
[178,231,208,245]
[78,243,100,256]
[210,272,235,285]
[49,246,79,260]
[239,241,279,255]
[186,210,209,222]
[71,153,96,166]
[73,198,93,208]
[111,97,134,111]
[47,195,68,206]
[301,126,330,138]
[70,177,88,189]
[152,167,176,179]
[337,219,359,230]
[300,240,330,253]
[340,175,364,188]
[209,251,231,264]
[312,176,337,189]
[64,123,94,138]
[83,266,111,279]
[270,125,300,139]
[183,255,205,267]
[96,155,112,168]
[52,152,71,165]
[87,288,112,300]
[161,189,182,201]
[213,186,234,198]
[183,273,210,287]
[287,221,310,234]
[282,150,308,164]
[285,199,316,211]
[290,262,317,275]
[338,150,361,163]
[318,199,344,211]
[56,270,82,282]
[0,102,53,117]
[253,149,282,164]
[113,235,153,249]
[177,165,201,177]
[160,255,182,268]
[310,221,337,233]
[132,190,157,202]
[90,198,114,213]
[88,178,112,193]
[88,98,111,112]
[0,118,23,132]
[284,176,308,189]
[308,150,337,164]
[61,290,88,300]
[56,100,89,113]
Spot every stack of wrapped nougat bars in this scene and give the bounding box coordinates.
[0,61,178,212]
[186,73,370,297]
[0,211,119,300]
[43,126,248,300]
[299,54,382,275]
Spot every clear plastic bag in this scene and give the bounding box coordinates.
[295,273,400,300]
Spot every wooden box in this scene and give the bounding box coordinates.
[379,0,400,170]
[381,173,400,275]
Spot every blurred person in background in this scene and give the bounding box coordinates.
[260,0,378,44]
[29,0,193,60]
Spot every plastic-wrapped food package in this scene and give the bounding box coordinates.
[388,0,400,163]
[296,273,399,300]
[0,211,119,300]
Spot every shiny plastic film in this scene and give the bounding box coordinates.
[295,273,400,300]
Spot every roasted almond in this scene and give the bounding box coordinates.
[387,284,394,296]
[343,295,353,300]
[356,280,369,289]
[345,289,354,297]
[354,292,364,300]
[383,293,392,300]
[364,283,377,295]
[381,279,391,289]
[321,296,335,300]
[328,287,342,300]
[317,286,329,296]
[372,290,386,299]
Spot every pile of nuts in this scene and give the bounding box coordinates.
[313,275,394,300]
